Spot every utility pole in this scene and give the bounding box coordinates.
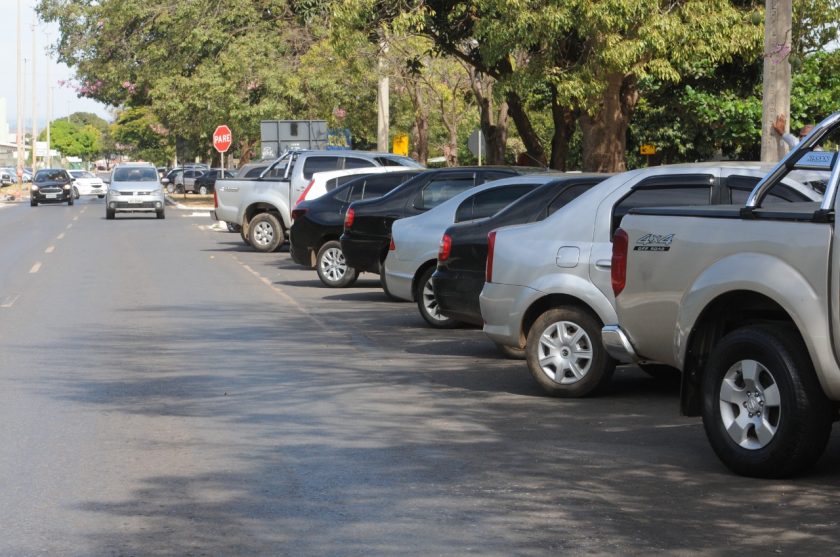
[31,13,37,171]
[376,41,389,153]
[761,0,792,162]
[16,0,25,196]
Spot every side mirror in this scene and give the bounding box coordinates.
[161,178,170,185]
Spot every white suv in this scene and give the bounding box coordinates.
[106,163,166,220]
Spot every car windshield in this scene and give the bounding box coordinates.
[70,171,96,179]
[113,167,158,182]
[35,169,67,182]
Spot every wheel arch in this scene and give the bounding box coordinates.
[411,259,439,299]
[244,202,287,231]
[521,293,607,351]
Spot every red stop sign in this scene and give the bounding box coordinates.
[213,125,232,153]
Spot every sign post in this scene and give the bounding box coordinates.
[213,124,232,173]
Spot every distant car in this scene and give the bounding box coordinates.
[31,168,74,206]
[290,170,424,287]
[236,162,269,178]
[69,170,107,199]
[106,162,165,219]
[0,168,12,186]
[164,167,206,194]
[295,167,413,207]
[192,168,236,195]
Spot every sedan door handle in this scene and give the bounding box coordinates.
[595,259,612,269]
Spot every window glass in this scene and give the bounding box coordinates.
[70,171,96,179]
[113,167,158,182]
[363,174,413,197]
[545,184,597,218]
[478,171,516,184]
[302,156,341,179]
[455,184,535,222]
[612,185,711,233]
[728,175,816,204]
[415,177,475,210]
[343,157,376,170]
[35,169,69,182]
[348,184,366,202]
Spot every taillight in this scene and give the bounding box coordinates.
[291,208,307,220]
[438,233,452,261]
[344,207,355,229]
[214,190,218,208]
[389,237,396,251]
[486,230,497,283]
[611,228,629,296]
[296,179,315,206]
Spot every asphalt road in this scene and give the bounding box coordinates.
[1,196,840,556]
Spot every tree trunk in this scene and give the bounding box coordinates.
[580,73,639,172]
[410,85,430,164]
[549,88,575,171]
[506,91,547,167]
[468,69,508,165]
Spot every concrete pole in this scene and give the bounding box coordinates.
[760,0,792,162]
[376,42,389,152]
[16,0,25,195]
[31,14,37,170]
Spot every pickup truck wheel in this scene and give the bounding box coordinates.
[316,241,358,287]
[526,307,615,397]
[240,226,251,245]
[701,325,833,478]
[415,266,461,329]
[248,212,284,252]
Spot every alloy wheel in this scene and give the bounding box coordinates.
[718,359,781,450]
[536,320,593,384]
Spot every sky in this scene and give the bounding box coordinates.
[0,0,112,136]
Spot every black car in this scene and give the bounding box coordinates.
[290,170,422,287]
[433,174,609,330]
[339,167,525,281]
[192,169,236,195]
[31,168,75,206]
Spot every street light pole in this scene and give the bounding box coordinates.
[16,0,25,197]
[31,13,37,171]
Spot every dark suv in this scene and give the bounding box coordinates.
[31,168,74,206]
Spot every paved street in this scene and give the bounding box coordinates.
[1,196,840,556]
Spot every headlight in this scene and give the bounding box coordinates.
[63,184,71,190]
[31,184,39,191]
[109,189,120,196]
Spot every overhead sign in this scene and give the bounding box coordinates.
[392,134,409,156]
[468,129,486,158]
[213,125,233,153]
[640,144,656,156]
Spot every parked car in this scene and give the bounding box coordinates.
[295,167,410,206]
[106,162,166,219]
[214,150,422,253]
[31,168,75,206]
[69,170,107,199]
[290,170,424,287]
[384,175,553,328]
[192,168,236,195]
[0,168,12,186]
[603,114,839,477]
[340,167,526,287]
[480,162,823,399]
[433,174,608,336]
[164,167,207,194]
[237,161,270,178]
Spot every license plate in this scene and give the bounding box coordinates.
[46,193,58,199]
[128,198,143,204]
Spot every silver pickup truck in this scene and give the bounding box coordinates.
[214,150,420,252]
[604,112,840,478]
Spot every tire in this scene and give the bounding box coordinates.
[166,183,175,194]
[226,222,241,233]
[316,241,358,287]
[639,363,681,381]
[98,195,105,199]
[68,197,74,206]
[73,187,80,199]
[701,325,833,478]
[496,342,526,360]
[156,210,165,219]
[380,266,404,301]
[526,307,616,397]
[248,212,284,252]
[30,199,37,207]
[106,209,115,220]
[175,184,184,194]
[198,185,208,195]
[415,266,461,329]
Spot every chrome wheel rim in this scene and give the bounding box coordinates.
[253,221,274,247]
[422,276,447,322]
[319,247,347,283]
[536,320,593,384]
[719,359,781,450]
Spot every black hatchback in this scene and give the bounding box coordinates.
[31,168,74,206]
[290,170,422,287]
[433,174,609,328]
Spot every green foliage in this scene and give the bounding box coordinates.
[110,106,175,165]
[39,119,103,160]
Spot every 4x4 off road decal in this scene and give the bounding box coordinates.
[634,233,674,252]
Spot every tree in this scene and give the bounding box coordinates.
[40,119,102,161]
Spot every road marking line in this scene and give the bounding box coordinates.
[183,212,212,218]
[45,246,55,253]
[66,223,73,229]
[57,232,65,240]
[73,216,79,221]
[30,262,42,274]
[0,295,19,308]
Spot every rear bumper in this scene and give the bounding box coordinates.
[290,243,313,267]
[601,325,639,363]
[341,235,385,274]
[480,282,536,348]
[433,268,484,326]
[382,255,414,301]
